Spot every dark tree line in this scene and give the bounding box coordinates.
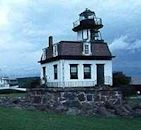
[113,72,131,86]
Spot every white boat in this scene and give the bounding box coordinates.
[0,77,26,91]
[0,77,10,87]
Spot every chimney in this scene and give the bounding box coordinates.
[49,36,53,47]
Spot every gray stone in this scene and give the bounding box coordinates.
[77,93,85,101]
[66,108,80,115]
[81,102,93,110]
[33,96,42,104]
[87,95,93,101]
[63,92,76,100]
[124,104,133,112]
[97,106,115,117]
[25,106,37,111]
[107,109,116,114]
[133,109,141,117]
[36,105,48,111]
[114,105,131,117]
[133,105,141,110]
[56,105,68,112]
[12,99,21,104]
[63,100,81,108]
[79,102,96,116]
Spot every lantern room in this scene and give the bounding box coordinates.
[73,8,103,41]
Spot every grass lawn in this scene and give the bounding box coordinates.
[0,92,26,98]
[0,107,141,130]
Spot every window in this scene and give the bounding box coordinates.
[42,67,46,79]
[54,65,58,79]
[83,43,91,55]
[82,30,88,40]
[84,64,91,79]
[84,44,89,54]
[53,45,58,57]
[70,64,78,79]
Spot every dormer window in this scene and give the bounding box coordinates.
[83,43,91,55]
[84,44,89,54]
[53,44,58,57]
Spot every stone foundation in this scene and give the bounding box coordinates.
[27,86,123,116]
[0,86,140,117]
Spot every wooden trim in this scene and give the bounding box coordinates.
[39,56,113,64]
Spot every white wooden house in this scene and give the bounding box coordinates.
[39,9,114,87]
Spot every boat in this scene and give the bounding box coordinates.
[0,77,26,91]
[0,77,10,88]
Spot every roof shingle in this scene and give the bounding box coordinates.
[40,40,113,63]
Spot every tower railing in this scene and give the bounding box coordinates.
[73,18,102,28]
[73,20,80,28]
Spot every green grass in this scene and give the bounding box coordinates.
[0,92,26,98]
[0,107,141,130]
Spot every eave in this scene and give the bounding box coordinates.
[39,55,115,64]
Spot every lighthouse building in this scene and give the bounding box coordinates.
[39,9,114,87]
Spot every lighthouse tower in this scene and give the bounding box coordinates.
[73,8,103,42]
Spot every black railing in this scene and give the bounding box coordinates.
[73,18,102,28]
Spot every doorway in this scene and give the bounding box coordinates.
[96,64,104,85]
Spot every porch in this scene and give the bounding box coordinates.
[45,76,112,87]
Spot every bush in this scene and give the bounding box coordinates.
[113,72,131,86]
[17,77,40,88]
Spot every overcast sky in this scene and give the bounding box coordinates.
[0,0,141,77]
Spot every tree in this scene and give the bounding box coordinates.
[113,72,131,86]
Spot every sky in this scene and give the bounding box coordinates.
[0,0,141,77]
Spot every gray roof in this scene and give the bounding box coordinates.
[48,41,111,57]
[40,40,113,63]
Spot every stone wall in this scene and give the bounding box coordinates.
[27,86,123,116]
[0,86,140,117]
